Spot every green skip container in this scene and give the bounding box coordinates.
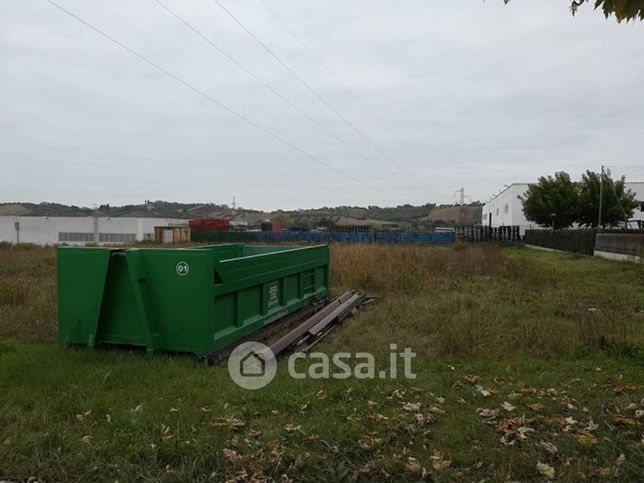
[57,244,329,358]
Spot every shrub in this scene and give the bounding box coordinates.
[524,229,595,255]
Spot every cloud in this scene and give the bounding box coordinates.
[1,0,643,209]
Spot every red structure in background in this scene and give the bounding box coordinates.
[189,219,230,232]
[261,222,281,232]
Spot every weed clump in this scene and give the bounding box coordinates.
[0,277,31,307]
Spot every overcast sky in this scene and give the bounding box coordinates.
[1,1,643,210]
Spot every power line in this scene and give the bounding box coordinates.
[154,0,397,183]
[260,0,404,145]
[209,0,447,198]
[43,0,378,193]
[209,0,395,176]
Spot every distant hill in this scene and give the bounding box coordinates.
[0,201,482,228]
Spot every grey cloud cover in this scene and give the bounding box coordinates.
[1,0,643,209]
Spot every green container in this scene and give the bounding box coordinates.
[57,244,329,358]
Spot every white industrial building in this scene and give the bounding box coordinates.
[482,182,644,234]
[0,216,187,245]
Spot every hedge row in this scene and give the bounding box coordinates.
[524,229,595,255]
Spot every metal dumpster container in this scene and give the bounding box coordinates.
[57,244,329,358]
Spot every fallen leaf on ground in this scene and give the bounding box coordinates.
[415,413,435,426]
[359,463,379,476]
[501,401,516,412]
[615,453,626,466]
[497,417,534,445]
[519,385,537,395]
[537,461,555,480]
[284,424,301,433]
[427,405,444,415]
[476,407,499,425]
[474,385,491,397]
[392,389,406,399]
[222,448,242,463]
[76,410,91,421]
[538,441,558,455]
[402,402,421,412]
[430,450,451,471]
[161,424,173,441]
[528,403,545,412]
[360,435,382,450]
[369,413,390,422]
[405,458,423,475]
[585,419,599,431]
[613,415,638,426]
[211,416,246,430]
[576,429,598,446]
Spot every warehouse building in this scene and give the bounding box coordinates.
[482,182,644,234]
[0,216,187,245]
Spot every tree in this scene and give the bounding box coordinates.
[504,0,644,22]
[577,169,638,228]
[520,172,579,229]
[271,212,294,226]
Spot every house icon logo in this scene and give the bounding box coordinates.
[240,350,265,377]
[228,342,276,390]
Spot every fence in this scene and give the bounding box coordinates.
[192,230,455,245]
[455,226,521,243]
[595,233,644,257]
[524,229,595,255]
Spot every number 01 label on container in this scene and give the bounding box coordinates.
[266,281,280,309]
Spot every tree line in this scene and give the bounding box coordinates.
[520,170,639,229]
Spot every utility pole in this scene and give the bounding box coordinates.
[454,187,471,206]
[597,165,604,231]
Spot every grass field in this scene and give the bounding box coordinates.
[0,243,643,481]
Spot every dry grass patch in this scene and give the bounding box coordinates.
[0,244,56,341]
[331,243,520,293]
[327,244,643,359]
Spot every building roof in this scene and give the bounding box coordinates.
[484,183,532,205]
[485,180,644,206]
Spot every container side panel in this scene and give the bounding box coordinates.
[57,247,112,348]
[209,245,330,353]
[97,254,144,345]
[139,250,214,356]
[239,286,262,323]
[283,275,299,304]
